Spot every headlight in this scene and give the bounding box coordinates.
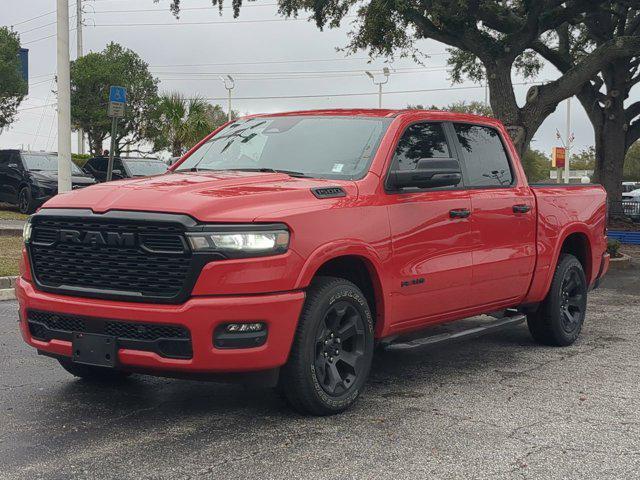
[23,217,32,244]
[186,227,289,256]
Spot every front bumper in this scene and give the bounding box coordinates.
[16,277,305,374]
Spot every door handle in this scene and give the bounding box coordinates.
[449,208,471,219]
[513,204,531,214]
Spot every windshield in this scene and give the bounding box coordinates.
[174,116,390,179]
[22,154,83,175]
[125,159,168,176]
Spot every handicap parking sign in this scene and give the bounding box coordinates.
[109,86,127,104]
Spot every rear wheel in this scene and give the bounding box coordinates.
[279,277,374,415]
[527,254,588,346]
[58,358,131,382]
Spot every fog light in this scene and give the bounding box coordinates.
[226,322,265,333]
[214,322,268,349]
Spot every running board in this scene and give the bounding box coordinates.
[383,314,527,352]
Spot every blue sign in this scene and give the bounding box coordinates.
[109,86,127,103]
[19,48,28,93]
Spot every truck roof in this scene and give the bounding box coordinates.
[245,108,499,124]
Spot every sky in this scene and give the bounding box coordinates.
[2,0,636,157]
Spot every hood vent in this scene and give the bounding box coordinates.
[311,186,347,199]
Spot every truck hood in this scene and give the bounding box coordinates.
[41,171,357,222]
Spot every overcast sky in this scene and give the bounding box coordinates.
[2,0,637,157]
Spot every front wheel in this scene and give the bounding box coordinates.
[279,277,374,416]
[18,187,35,215]
[527,253,588,346]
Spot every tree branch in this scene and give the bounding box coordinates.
[627,119,640,149]
[626,101,640,123]
[528,36,640,114]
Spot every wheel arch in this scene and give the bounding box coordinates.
[294,243,388,337]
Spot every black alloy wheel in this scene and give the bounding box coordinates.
[314,301,367,396]
[558,267,587,335]
[527,253,588,346]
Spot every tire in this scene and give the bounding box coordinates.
[527,254,588,346]
[279,276,375,416]
[58,358,131,382]
[18,187,35,215]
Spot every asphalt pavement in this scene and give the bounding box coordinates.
[1,266,639,479]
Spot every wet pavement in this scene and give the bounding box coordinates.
[0,266,639,479]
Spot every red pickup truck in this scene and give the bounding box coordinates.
[16,109,609,415]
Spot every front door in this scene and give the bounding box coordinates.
[386,122,475,327]
[450,123,536,307]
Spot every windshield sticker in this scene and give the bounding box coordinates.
[332,163,344,173]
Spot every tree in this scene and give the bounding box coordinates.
[153,93,231,156]
[164,1,640,162]
[408,100,493,117]
[521,149,551,183]
[571,147,596,170]
[624,141,640,181]
[531,2,640,203]
[0,27,27,131]
[70,42,159,156]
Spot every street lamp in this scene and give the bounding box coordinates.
[219,75,235,122]
[365,67,391,108]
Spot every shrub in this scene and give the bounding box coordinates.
[607,239,622,258]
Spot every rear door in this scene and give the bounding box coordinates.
[386,121,474,326]
[450,123,536,307]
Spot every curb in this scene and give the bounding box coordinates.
[0,276,17,301]
[609,253,633,269]
[0,227,22,237]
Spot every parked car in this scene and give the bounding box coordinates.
[621,188,640,220]
[83,156,168,182]
[0,150,96,214]
[17,110,609,415]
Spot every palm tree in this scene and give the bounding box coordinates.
[154,93,220,157]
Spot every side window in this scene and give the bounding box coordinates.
[0,152,10,166]
[392,122,451,171]
[453,123,513,187]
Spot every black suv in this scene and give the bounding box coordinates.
[0,150,96,214]
[83,156,168,182]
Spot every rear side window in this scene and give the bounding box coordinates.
[453,124,513,187]
[393,122,451,171]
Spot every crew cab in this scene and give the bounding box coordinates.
[16,110,609,415]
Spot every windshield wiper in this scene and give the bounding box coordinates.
[227,168,310,178]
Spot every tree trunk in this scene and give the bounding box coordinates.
[594,109,627,213]
[486,63,529,157]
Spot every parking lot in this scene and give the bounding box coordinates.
[1,265,639,480]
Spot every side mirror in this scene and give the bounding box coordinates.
[387,158,462,190]
[8,163,19,169]
[111,169,123,177]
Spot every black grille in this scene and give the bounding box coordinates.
[27,310,192,359]
[28,215,193,301]
[104,321,188,341]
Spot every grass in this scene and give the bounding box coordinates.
[0,204,28,221]
[0,236,23,277]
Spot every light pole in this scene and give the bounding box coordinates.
[219,75,235,122]
[76,0,84,155]
[365,67,390,108]
[57,0,72,193]
[564,97,572,184]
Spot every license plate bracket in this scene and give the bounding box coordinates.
[72,332,117,368]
